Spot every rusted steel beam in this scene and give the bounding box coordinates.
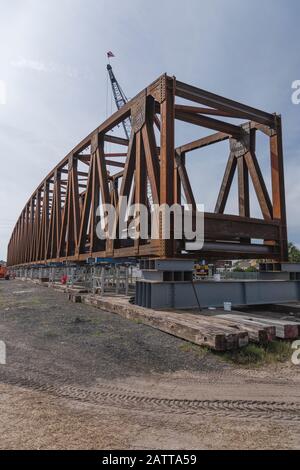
[204,212,280,242]
[175,80,276,127]
[215,153,237,214]
[89,137,100,254]
[110,169,124,180]
[175,109,242,137]
[251,122,273,137]
[270,116,288,260]
[77,155,91,163]
[109,133,136,255]
[105,160,125,168]
[7,74,287,267]
[237,156,250,218]
[178,131,229,154]
[134,130,147,254]
[61,169,88,177]
[142,123,160,204]
[160,77,175,257]
[175,104,248,119]
[244,151,273,220]
[237,155,250,244]
[105,153,127,157]
[104,134,129,146]
[77,152,94,255]
[154,114,161,130]
[175,151,196,210]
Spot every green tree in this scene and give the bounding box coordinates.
[288,242,300,262]
[232,266,244,272]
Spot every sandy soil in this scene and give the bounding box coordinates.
[0,280,300,449]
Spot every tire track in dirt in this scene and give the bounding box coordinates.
[1,371,300,422]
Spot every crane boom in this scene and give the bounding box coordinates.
[106,62,155,206]
[106,64,131,140]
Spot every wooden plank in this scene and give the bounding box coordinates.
[231,312,300,339]
[81,294,249,351]
[211,312,275,342]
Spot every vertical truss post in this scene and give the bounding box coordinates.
[96,135,110,254]
[34,190,41,261]
[38,181,49,261]
[28,198,35,263]
[237,155,250,216]
[160,76,175,258]
[65,156,76,256]
[134,130,147,254]
[270,116,288,261]
[90,135,100,255]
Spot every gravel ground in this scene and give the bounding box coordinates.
[0,280,227,385]
[0,279,300,450]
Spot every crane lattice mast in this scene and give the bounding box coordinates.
[106,59,155,207]
[106,64,132,140]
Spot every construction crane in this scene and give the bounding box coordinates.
[106,63,132,140]
[106,60,154,207]
[106,60,188,212]
[106,60,185,208]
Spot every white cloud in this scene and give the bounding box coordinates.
[10,57,93,80]
[0,80,6,105]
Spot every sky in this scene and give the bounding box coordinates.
[0,0,300,261]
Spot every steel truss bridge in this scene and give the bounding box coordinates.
[7,74,288,267]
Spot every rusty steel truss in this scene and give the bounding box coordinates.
[7,74,288,267]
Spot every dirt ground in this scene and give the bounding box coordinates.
[0,279,300,449]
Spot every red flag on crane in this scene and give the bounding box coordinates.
[107,51,115,58]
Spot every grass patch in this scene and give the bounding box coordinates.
[131,318,144,325]
[179,339,292,367]
[220,340,292,366]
